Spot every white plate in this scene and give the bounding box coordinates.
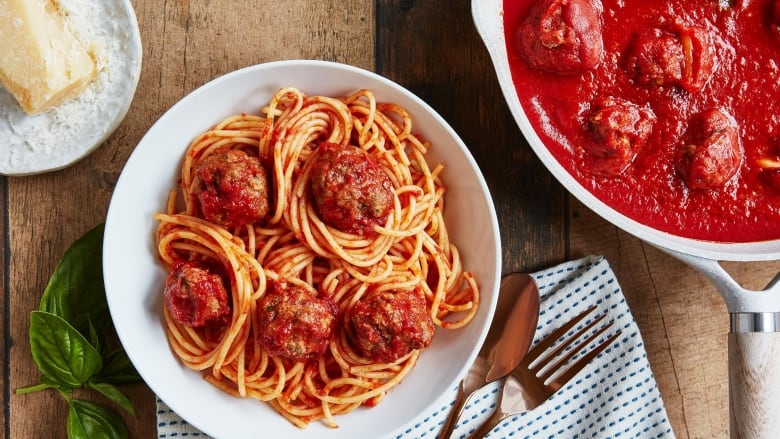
[0,0,142,176]
[103,60,502,438]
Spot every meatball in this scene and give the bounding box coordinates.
[310,142,394,236]
[675,108,743,189]
[349,289,435,363]
[257,280,337,362]
[196,149,270,229]
[163,260,231,328]
[585,97,656,175]
[625,29,684,87]
[677,25,718,93]
[626,24,716,93]
[514,0,604,74]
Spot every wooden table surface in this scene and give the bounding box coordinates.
[3,1,780,437]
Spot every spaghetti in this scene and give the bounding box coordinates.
[154,87,479,428]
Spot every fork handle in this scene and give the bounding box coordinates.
[468,379,511,439]
[729,327,780,438]
[468,408,509,439]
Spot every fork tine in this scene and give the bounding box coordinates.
[536,318,610,382]
[524,305,597,364]
[546,329,622,392]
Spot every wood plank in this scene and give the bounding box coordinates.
[6,170,117,438]
[1,175,6,439]
[570,197,780,438]
[10,0,775,437]
[6,1,375,437]
[568,200,711,438]
[375,0,568,273]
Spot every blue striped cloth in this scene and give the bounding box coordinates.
[157,255,675,438]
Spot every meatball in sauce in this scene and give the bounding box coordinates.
[196,149,270,229]
[675,108,743,190]
[514,0,604,74]
[626,24,716,93]
[164,260,231,328]
[586,97,656,176]
[349,289,435,363]
[257,280,337,362]
[310,142,394,236]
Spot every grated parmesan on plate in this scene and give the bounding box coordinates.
[0,0,142,176]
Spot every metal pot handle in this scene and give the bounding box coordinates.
[660,248,780,314]
[659,247,780,438]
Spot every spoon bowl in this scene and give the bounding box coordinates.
[438,272,540,438]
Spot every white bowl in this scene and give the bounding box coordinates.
[472,0,780,262]
[103,60,501,438]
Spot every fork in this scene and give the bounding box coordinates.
[468,306,622,439]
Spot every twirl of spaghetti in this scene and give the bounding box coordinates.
[154,87,480,428]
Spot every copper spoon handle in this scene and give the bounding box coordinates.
[438,381,470,439]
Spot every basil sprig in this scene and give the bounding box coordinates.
[16,223,142,438]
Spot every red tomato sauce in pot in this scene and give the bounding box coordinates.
[503,0,780,242]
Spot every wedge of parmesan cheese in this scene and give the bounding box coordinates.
[0,0,96,115]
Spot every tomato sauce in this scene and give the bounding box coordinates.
[503,0,780,242]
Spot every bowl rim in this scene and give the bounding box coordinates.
[104,59,503,438]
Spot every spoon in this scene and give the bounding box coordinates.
[438,272,540,439]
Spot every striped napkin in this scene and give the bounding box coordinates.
[157,255,675,438]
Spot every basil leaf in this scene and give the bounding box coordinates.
[41,373,76,391]
[87,382,135,415]
[29,311,103,388]
[87,318,103,355]
[20,224,139,438]
[94,349,141,385]
[15,382,56,395]
[67,400,128,439]
[39,223,109,336]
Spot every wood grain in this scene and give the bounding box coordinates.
[569,198,731,438]
[5,1,374,437]
[728,332,780,438]
[3,0,778,437]
[376,0,567,272]
[1,176,6,438]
